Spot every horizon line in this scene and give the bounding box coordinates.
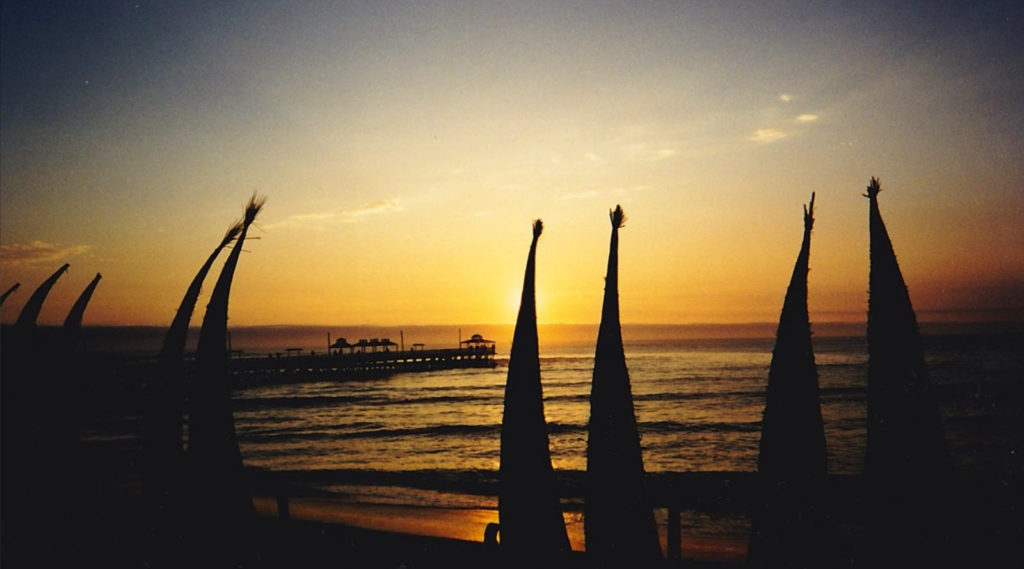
[5,318,1021,330]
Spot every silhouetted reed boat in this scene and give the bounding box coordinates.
[142,217,243,560]
[61,272,102,354]
[2,263,102,567]
[497,219,571,563]
[185,194,264,564]
[747,194,830,568]
[0,282,20,306]
[862,178,951,567]
[4,263,73,490]
[13,263,68,350]
[585,206,662,567]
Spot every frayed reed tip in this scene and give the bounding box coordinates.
[610,205,626,229]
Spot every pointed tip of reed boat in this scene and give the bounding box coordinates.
[610,204,626,229]
[804,192,816,230]
[864,177,881,199]
[244,193,268,225]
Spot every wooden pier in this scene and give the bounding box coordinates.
[230,345,497,385]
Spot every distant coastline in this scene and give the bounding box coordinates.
[4,320,1019,357]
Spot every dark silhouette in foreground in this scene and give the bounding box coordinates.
[498,219,572,564]
[13,263,69,349]
[747,194,830,568]
[186,194,265,564]
[2,264,103,566]
[142,218,243,561]
[863,178,951,568]
[585,205,663,567]
[0,282,20,305]
[61,272,102,354]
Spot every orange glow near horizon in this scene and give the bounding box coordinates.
[1,4,1021,329]
[0,191,1020,328]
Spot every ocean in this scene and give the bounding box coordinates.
[74,323,1023,557]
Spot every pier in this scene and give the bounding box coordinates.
[230,340,497,385]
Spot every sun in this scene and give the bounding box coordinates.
[507,287,550,324]
[509,290,523,318]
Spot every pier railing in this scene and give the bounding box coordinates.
[229,345,497,385]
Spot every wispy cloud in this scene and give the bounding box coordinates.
[559,190,600,200]
[649,148,676,161]
[0,241,92,266]
[266,200,402,230]
[288,212,336,221]
[263,212,336,230]
[750,128,787,143]
[621,142,677,162]
[796,113,819,123]
[342,199,402,221]
[779,94,793,102]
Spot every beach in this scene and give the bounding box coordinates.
[250,489,749,565]
[4,323,1022,567]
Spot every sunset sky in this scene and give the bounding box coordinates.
[2,1,1021,327]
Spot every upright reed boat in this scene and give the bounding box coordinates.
[747,194,829,568]
[142,217,242,560]
[186,195,264,563]
[863,178,950,567]
[498,219,571,563]
[585,206,662,567]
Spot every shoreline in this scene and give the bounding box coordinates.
[252,493,750,565]
[4,322,1019,357]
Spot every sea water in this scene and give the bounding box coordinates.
[220,327,1022,548]
[71,324,1023,552]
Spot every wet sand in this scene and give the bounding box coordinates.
[252,494,748,566]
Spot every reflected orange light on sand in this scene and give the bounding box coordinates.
[255,497,500,543]
[252,496,749,562]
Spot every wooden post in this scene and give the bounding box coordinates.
[668,505,682,561]
[277,482,290,521]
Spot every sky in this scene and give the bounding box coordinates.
[1,1,1022,327]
